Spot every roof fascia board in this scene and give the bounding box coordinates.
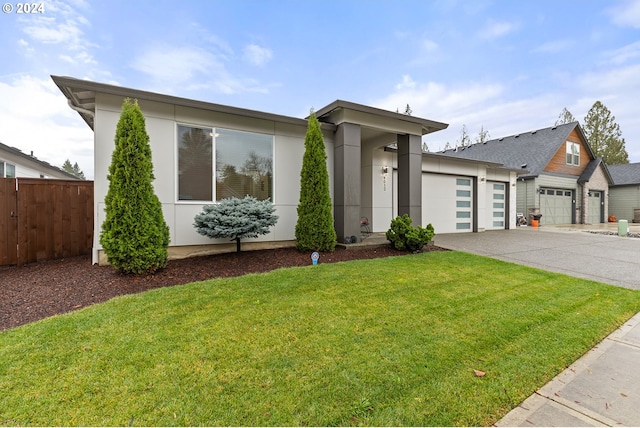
[315,99,448,135]
[52,75,336,133]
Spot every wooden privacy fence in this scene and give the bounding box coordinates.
[0,178,93,266]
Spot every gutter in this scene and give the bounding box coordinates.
[67,99,94,117]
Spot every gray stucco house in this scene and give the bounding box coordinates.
[441,122,612,225]
[52,75,520,264]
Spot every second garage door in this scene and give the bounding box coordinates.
[540,188,574,225]
[486,181,506,230]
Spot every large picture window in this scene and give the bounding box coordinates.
[178,125,213,201]
[177,125,273,202]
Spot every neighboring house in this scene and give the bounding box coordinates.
[441,122,612,225]
[52,75,520,264]
[0,141,79,179]
[608,163,640,223]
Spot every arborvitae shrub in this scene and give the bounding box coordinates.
[193,196,278,252]
[100,98,170,274]
[386,214,435,252]
[295,113,337,252]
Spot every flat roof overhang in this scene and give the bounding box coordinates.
[314,99,448,137]
[51,75,337,133]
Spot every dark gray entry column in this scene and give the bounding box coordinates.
[334,123,361,242]
[397,134,422,225]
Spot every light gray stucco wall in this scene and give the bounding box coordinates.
[92,92,332,262]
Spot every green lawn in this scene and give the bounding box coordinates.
[2,251,640,426]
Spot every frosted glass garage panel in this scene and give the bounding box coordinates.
[423,174,473,234]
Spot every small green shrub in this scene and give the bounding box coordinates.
[386,214,435,252]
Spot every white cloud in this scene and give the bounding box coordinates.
[608,0,640,28]
[131,46,219,84]
[375,75,503,120]
[371,65,640,160]
[423,39,439,52]
[604,40,640,65]
[479,20,518,39]
[132,44,276,96]
[243,44,273,67]
[396,75,417,90]
[532,39,574,54]
[17,0,96,67]
[0,76,94,179]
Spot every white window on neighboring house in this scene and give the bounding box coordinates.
[566,141,580,166]
[177,125,274,202]
[0,162,15,178]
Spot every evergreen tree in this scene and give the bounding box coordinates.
[100,98,170,274]
[457,124,472,147]
[61,159,86,179]
[583,101,629,165]
[295,112,337,252]
[554,107,576,125]
[475,125,491,144]
[194,196,278,252]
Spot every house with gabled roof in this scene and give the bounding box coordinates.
[442,122,612,225]
[52,75,522,264]
[608,163,640,223]
[0,141,79,179]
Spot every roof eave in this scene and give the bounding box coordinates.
[51,75,337,133]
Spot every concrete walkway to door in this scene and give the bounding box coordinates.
[434,225,640,290]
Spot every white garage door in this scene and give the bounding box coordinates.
[540,188,573,225]
[422,174,473,233]
[486,182,506,230]
[588,191,604,224]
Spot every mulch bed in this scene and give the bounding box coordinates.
[0,244,447,331]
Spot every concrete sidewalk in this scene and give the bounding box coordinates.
[433,227,640,426]
[496,312,640,427]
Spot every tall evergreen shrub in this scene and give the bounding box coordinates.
[295,113,337,252]
[100,98,170,274]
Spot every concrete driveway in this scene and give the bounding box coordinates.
[434,226,640,290]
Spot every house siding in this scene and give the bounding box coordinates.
[609,185,640,222]
[544,129,589,176]
[516,179,536,219]
[93,92,333,262]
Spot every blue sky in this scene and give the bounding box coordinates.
[1,0,639,179]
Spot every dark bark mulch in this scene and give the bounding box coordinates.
[0,244,447,331]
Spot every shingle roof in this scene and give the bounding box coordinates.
[578,158,609,184]
[440,122,592,178]
[608,163,640,186]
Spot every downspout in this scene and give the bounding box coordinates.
[67,99,95,118]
